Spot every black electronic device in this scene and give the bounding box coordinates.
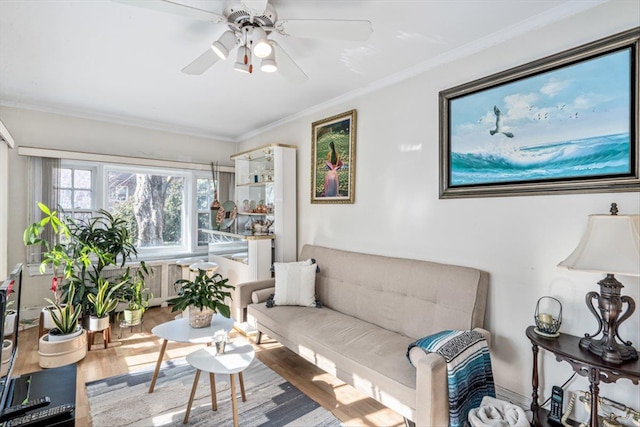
[549,385,564,424]
[0,263,23,410]
[0,396,50,421]
[3,403,74,426]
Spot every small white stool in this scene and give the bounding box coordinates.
[189,261,219,276]
[184,341,255,426]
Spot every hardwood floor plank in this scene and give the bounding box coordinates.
[14,306,404,427]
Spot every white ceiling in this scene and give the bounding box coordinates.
[0,0,603,142]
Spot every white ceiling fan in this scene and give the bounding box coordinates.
[115,0,373,82]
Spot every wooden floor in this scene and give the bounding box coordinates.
[14,306,405,427]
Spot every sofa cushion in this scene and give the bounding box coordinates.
[273,260,317,307]
[299,245,488,339]
[249,303,417,408]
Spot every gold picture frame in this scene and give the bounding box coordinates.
[311,109,357,204]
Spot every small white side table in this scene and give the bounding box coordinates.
[183,341,255,426]
[149,315,234,393]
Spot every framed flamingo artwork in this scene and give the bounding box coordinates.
[439,28,639,199]
[311,109,357,204]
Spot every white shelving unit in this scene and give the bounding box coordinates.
[231,144,297,263]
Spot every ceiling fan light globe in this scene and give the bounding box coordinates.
[234,46,251,73]
[251,27,271,58]
[211,30,237,60]
[234,62,251,73]
[253,40,272,58]
[260,44,277,72]
[261,58,277,73]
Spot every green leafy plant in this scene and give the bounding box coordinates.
[167,270,234,318]
[119,262,153,312]
[24,203,138,314]
[87,278,125,318]
[44,283,82,335]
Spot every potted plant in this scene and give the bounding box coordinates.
[44,283,83,341]
[1,300,16,376]
[24,202,138,316]
[119,263,153,326]
[3,300,16,337]
[38,283,88,368]
[167,270,234,328]
[87,278,124,331]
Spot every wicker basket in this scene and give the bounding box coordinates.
[188,306,214,328]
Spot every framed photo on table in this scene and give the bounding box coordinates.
[311,109,357,204]
[439,28,639,199]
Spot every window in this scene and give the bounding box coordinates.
[196,178,214,246]
[58,165,95,222]
[56,160,214,256]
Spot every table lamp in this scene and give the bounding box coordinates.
[558,203,640,365]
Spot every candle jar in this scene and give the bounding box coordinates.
[534,296,562,337]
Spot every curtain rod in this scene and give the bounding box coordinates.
[17,146,234,173]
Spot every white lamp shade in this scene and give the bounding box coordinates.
[234,46,251,73]
[251,27,272,58]
[211,31,237,60]
[558,214,640,276]
[260,45,277,72]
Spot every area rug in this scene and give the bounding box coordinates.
[86,357,343,426]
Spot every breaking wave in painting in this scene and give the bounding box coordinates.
[450,133,630,186]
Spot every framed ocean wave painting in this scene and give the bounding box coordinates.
[439,28,639,198]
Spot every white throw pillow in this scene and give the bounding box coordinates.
[273,259,317,307]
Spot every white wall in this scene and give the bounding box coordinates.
[1,106,237,311]
[238,1,640,411]
[0,141,8,279]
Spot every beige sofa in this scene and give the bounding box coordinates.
[234,244,490,426]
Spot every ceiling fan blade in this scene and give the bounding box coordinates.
[241,0,268,16]
[113,0,227,23]
[181,49,220,75]
[271,41,308,83]
[275,19,372,41]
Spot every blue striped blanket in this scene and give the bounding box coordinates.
[407,330,495,427]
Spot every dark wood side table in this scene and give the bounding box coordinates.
[526,326,639,427]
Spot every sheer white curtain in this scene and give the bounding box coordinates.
[27,157,60,263]
[218,171,235,203]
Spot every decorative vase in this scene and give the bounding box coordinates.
[88,315,110,331]
[38,329,87,368]
[210,199,221,229]
[188,306,214,328]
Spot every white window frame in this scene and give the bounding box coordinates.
[54,160,214,259]
[58,160,99,217]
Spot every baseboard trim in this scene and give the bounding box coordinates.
[495,385,531,410]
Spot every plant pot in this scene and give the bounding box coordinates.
[188,306,214,328]
[38,329,87,368]
[1,339,13,377]
[4,310,17,336]
[123,308,143,325]
[88,315,110,331]
[47,325,83,342]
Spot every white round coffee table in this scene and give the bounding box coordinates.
[183,341,255,426]
[148,315,234,393]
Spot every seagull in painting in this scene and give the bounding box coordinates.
[489,105,514,138]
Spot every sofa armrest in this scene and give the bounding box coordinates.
[473,327,491,348]
[409,347,449,427]
[409,328,491,426]
[233,279,276,322]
